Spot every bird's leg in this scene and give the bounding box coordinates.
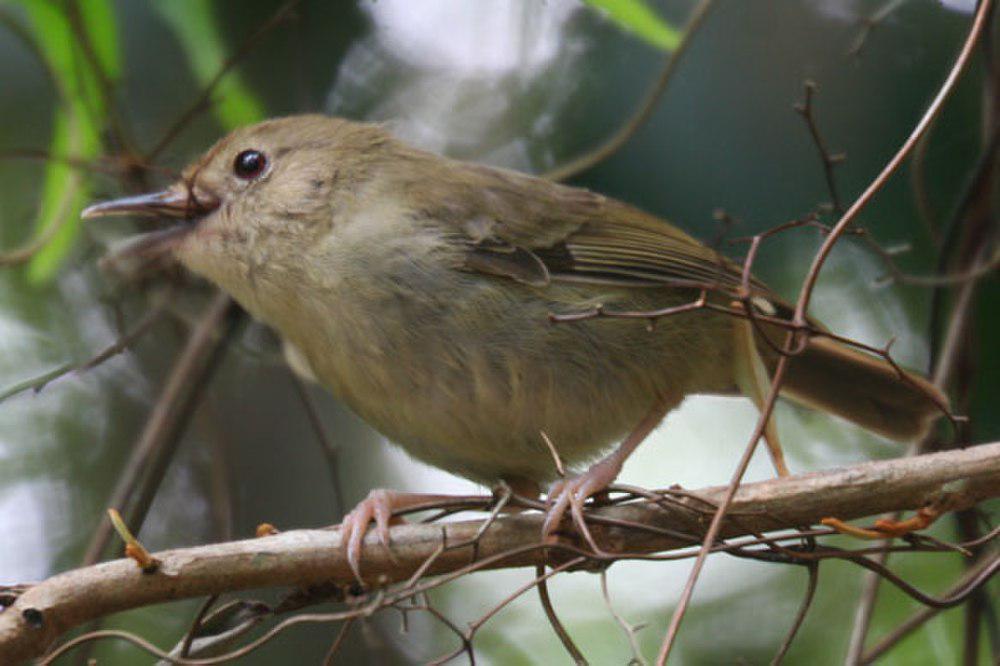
[543,401,669,544]
[731,305,790,477]
[339,489,477,584]
[341,481,542,584]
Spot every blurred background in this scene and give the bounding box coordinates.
[0,0,996,663]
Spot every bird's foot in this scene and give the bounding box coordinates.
[340,489,400,584]
[339,489,488,585]
[542,455,622,546]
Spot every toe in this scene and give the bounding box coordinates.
[543,474,612,546]
[338,489,451,583]
[542,486,572,540]
[568,479,604,549]
[342,503,375,583]
[372,491,394,552]
[568,485,589,534]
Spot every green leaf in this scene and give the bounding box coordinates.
[583,0,681,51]
[26,110,98,283]
[153,0,266,129]
[78,0,122,80]
[13,0,119,282]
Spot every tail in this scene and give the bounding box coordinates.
[778,337,947,442]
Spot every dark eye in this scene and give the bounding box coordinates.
[233,149,267,180]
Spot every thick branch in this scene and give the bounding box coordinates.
[2,443,998,663]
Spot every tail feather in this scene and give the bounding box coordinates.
[778,337,947,442]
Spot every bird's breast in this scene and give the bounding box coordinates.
[277,242,735,482]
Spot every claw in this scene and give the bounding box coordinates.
[541,402,669,545]
[339,489,398,584]
[542,457,621,547]
[542,479,573,539]
[337,489,465,585]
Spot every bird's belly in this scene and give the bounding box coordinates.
[311,336,669,483]
[291,280,735,484]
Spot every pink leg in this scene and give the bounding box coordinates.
[340,489,467,583]
[543,401,670,542]
[342,481,543,583]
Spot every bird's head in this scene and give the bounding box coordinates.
[84,114,399,310]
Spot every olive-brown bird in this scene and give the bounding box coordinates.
[84,115,945,579]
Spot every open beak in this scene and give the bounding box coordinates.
[83,185,220,274]
[82,185,219,221]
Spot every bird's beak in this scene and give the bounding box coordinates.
[82,185,219,221]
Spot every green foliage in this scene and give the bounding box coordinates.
[582,0,680,50]
[4,0,267,282]
[12,0,118,282]
[153,0,266,129]
[0,4,992,664]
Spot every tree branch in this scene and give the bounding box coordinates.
[1,443,998,663]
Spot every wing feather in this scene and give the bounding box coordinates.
[413,159,781,307]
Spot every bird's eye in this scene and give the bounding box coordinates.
[233,149,267,180]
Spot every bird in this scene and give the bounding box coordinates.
[83,114,946,580]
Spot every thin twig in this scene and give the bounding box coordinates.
[321,618,354,666]
[600,570,647,666]
[289,373,345,516]
[542,0,716,182]
[860,552,1000,664]
[0,160,83,266]
[770,560,819,665]
[656,355,793,664]
[655,4,993,661]
[847,0,907,57]
[845,547,891,664]
[1,443,996,663]
[795,80,846,215]
[179,595,220,658]
[80,292,239,565]
[793,0,992,324]
[910,123,940,246]
[0,296,168,405]
[536,564,588,665]
[146,0,301,160]
[63,0,135,156]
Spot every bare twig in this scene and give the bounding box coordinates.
[845,546,891,664]
[63,0,135,156]
[321,617,354,665]
[795,80,846,215]
[847,0,907,57]
[0,362,75,405]
[656,353,794,664]
[655,4,993,661]
[0,295,168,405]
[860,552,1000,664]
[770,560,819,665]
[0,161,83,266]
[431,557,586,665]
[600,570,647,666]
[178,595,219,658]
[0,444,996,663]
[289,374,345,516]
[146,1,301,160]
[80,292,239,565]
[536,564,588,665]
[795,0,991,324]
[540,430,567,479]
[542,0,716,182]
[910,124,940,246]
